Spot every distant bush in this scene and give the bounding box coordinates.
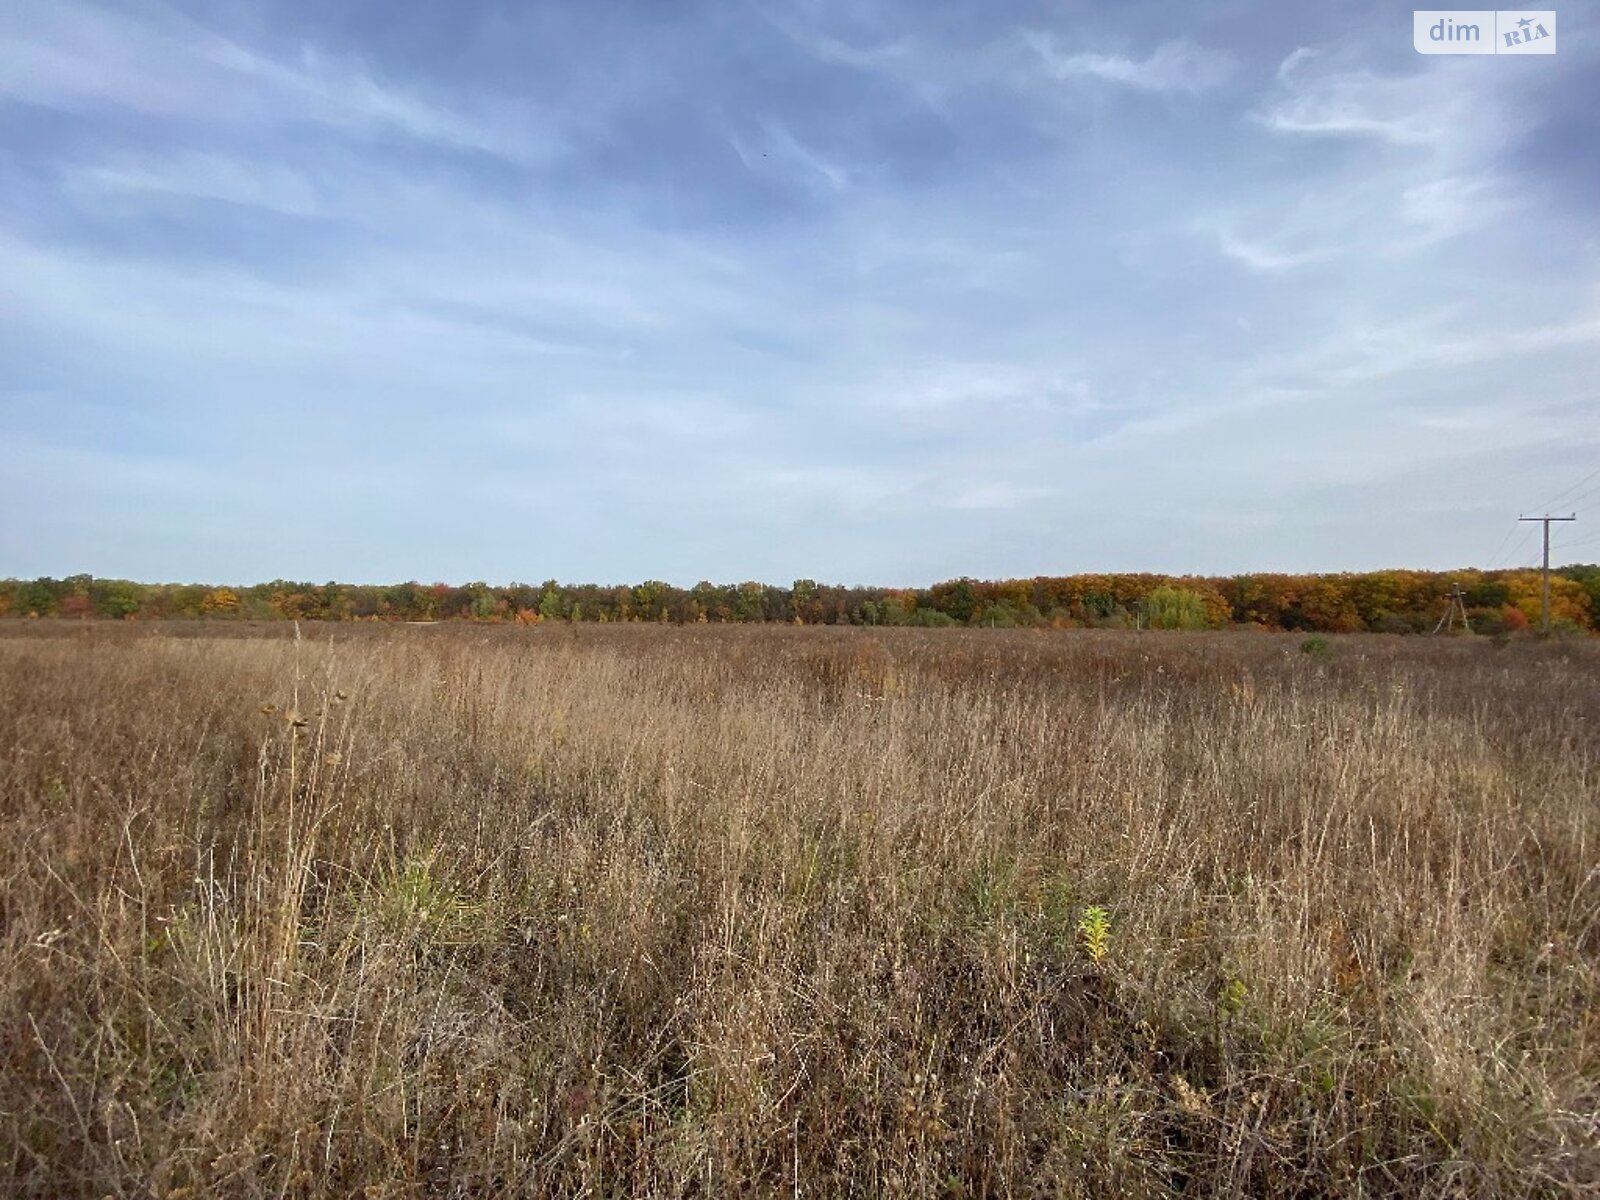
[1300,635,1330,656]
[1371,612,1417,635]
[972,602,1036,628]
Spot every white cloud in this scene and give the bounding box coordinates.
[1397,175,1514,244]
[755,3,967,119]
[1215,231,1332,272]
[68,154,324,217]
[0,0,552,161]
[871,363,1093,415]
[1207,55,1534,271]
[1028,35,1235,92]
[1276,47,1319,83]
[1254,62,1483,147]
[731,119,854,193]
[940,482,1055,511]
[1282,309,1600,386]
[758,6,914,73]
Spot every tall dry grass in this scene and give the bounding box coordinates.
[1,623,1596,1197]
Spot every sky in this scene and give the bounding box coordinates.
[2,0,1598,587]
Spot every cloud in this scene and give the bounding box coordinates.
[0,0,551,162]
[1254,62,1480,146]
[1028,35,1235,92]
[67,154,324,217]
[871,363,1088,412]
[730,119,854,193]
[940,482,1055,511]
[1214,231,1332,272]
[1396,175,1514,244]
[754,2,962,118]
[757,5,915,73]
[1266,308,1600,388]
[1276,46,1319,83]
[1204,172,1507,273]
[1205,52,1539,271]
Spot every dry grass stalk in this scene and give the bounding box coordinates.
[1,623,1596,1196]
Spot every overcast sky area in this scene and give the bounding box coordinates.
[2,0,1598,586]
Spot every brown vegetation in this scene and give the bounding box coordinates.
[6,565,1598,632]
[2,623,1597,1196]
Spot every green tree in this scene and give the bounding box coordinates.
[633,581,668,622]
[734,582,767,622]
[466,583,501,621]
[19,578,61,616]
[791,578,818,623]
[1145,585,1210,630]
[939,578,979,623]
[538,582,565,620]
[1555,565,1600,630]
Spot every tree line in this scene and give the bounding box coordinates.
[3,568,1597,633]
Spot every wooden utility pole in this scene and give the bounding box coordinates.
[1433,583,1471,634]
[1518,514,1577,631]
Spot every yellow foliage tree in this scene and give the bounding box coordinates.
[200,588,241,616]
[1504,572,1589,628]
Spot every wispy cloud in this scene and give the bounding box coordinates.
[757,5,914,73]
[941,482,1055,511]
[1396,175,1516,244]
[67,153,325,217]
[1275,46,1319,83]
[754,3,962,118]
[870,363,1094,416]
[1027,35,1235,92]
[1259,307,1600,388]
[1206,51,1539,272]
[1214,231,1331,272]
[1254,61,1481,146]
[730,119,854,193]
[0,0,552,161]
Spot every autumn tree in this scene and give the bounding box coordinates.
[201,588,242,616]
[17,578,60,616]
[791,579,819,624]
[932,578,979,623]
[633,581,669,622]
[4,567,1596,631]
[734,582,768,623]
[1145,586,1210,630]
[539,583,565,621]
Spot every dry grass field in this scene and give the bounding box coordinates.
[1,623,1597,1197]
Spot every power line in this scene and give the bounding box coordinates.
[1553,529,1600,554]
[1536,463,1600,512]
[1558,480,1600,512]
[1483,520,1520,568]
[1490,521,1538,570]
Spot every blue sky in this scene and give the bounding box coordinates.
[2,0,1597,585]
